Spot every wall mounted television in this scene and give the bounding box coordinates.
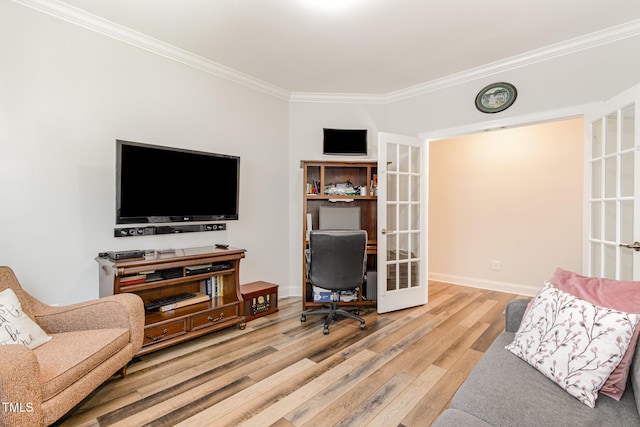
[116,140,240,224]
[323,128,367,155]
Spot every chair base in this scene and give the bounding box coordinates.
[300,291,366,335]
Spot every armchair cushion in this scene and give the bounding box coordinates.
[35,328,129,401]
[0,288,51,349]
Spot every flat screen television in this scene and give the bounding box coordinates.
[323,128,367,155]
[116,140,240,224]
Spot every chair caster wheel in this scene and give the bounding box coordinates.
[323,326,329,335]
[359,322,365,330]
[354,309,360,315]
[300,314,306,323]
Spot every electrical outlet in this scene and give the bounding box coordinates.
[492,260,501,271]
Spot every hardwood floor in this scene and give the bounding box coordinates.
[55,282,518,427]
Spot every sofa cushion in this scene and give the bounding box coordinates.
[506,282,639,407]
[34,328,129,401]
[550,267,640,399]
[432,409,492,427]
[451,332,640,426]
[0,288,51,349]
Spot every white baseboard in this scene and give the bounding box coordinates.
[429,272,539,297]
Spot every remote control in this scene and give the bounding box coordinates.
[215,243,229,249]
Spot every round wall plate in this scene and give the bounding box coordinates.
[475,82,517,113]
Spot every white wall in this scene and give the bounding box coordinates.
[0,2,290,305]
[288,36,640,297]
[4,1,640,303]
[428,119,584,295]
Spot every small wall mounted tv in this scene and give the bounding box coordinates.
[323,128,367,155]
[116,140,240,224]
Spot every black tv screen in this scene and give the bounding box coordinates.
[323,128,367,155]
[116,140,240,224]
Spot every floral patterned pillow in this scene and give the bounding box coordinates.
[505,282,640,408]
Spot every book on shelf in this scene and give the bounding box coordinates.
[157,292,210,312]
[213,275,224,297]
[200,277,213,298]
[119,274,147,286]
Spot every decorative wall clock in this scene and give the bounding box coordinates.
[475,82,517,113]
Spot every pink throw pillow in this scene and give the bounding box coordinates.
[549,267,640,400]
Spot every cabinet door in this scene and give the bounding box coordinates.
[377,132,428,313]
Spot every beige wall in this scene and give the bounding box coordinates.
[428,118,584,295]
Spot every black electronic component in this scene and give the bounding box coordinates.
[144,293,195,311]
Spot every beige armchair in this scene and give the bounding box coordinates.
[0,266,144,426]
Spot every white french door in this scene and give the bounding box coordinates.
[377,132,428,313]
[586,84,640,279]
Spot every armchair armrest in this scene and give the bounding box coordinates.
[0,345,44,426]
[34,293,145,351]
[505,298,532,332]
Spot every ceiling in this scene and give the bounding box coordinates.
[49,0,640,95]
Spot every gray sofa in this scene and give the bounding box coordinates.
[434,298,640,426]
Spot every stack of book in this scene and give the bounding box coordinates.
[200,276,225,298]
[119,274,146,286]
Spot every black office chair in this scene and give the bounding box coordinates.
[300,229,367,335]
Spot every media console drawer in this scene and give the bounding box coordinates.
[241,281,279,321]
[143,319,186,346]
[191,304,239,331]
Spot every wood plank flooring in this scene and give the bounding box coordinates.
[54,282,518,427]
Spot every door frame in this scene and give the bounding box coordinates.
[419,103,598,290]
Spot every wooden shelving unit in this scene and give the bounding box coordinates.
[301,160,378,311]
[96,246,246,356]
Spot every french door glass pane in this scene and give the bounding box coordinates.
[399,204,409,231]
[604,244,616,278]
[411,232,420,258]
[399,263,409,289]
[411,204,420,230]
[605,156,617,198]
[606,113,618,155]
[411,146,421,173]
[622,200,634,241]
[591,242,601,276]
[592,119,603,159]
[388,174,397,202]
[621,249,634,280]
[591,160,602,198]
[388,144,398,172]
[591,202,601,239]
[399,144,409,172]
[621,152,634,197]
[411,175,420,202]
[622,105,635,151]
[605,201,616,242]
[399,174,409,201]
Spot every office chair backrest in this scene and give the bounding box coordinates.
[309,230,367,291]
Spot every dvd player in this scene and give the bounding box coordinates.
[106,250,145,260]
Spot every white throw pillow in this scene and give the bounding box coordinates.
[505,282,640,408]
[0,288,52,349]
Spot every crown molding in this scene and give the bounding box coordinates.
[292,19,640,104]
[12,0,640,105]
[11,0,292,101]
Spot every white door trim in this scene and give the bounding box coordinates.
[419,104,598,141]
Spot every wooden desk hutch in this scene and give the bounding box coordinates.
[301,160,378,311]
